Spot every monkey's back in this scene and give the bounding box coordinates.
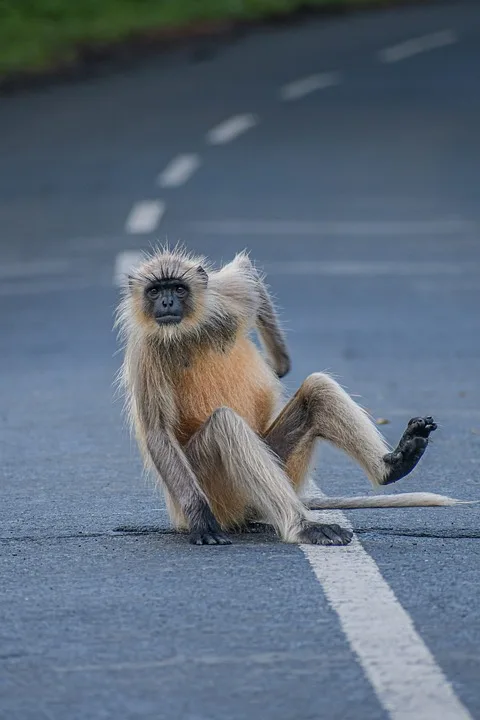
[174,336,281,445]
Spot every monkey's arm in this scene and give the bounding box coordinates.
[214,252,291,378]
[142,419,231,545]
[254,277,291,378]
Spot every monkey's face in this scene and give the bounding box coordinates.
[122,251,210,341]
[144,279,192,326]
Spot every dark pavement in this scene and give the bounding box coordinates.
[1,2,479,719]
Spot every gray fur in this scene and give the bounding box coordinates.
[228,251,291,377]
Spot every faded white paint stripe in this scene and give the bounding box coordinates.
[110,254,479,285]
[0,276,110,297]
[0,259,72,280]
[114,250,144,285]
[280,71,341,100]
[125,201,165,234]
[302,481,473,720]
[158,154,201,188]
[206,114,257,145]
[263,260,479,276]
[382,409,480,418]
[188,219,473,236]
[379,29,457,63]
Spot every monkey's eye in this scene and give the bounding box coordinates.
[175,285,188,298]
[147,287,160,299]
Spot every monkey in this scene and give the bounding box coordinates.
[115,246,471,547]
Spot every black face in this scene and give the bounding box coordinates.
[144,279,190,325]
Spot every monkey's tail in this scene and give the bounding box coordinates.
[304,492,479,509]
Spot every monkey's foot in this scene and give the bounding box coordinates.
[382,416,437,486]
[189,530,232,545]
[298,521,353,546]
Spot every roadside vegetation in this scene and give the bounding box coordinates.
[1,0,386,77]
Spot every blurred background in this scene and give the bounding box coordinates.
[1,1,479,719]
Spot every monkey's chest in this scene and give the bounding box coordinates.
[173,340,278,444]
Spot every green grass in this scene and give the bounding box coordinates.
[0,0,378,76]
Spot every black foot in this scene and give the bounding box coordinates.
[299,521,353,546]
[382,416,437,486]
[188,530,232,546]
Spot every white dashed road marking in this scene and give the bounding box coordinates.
[302,481,473,720]
[125,200,165,234]
[379,29,458,63]
[280,71,341,100]
[206,114,258,145]
[158,154,201,188]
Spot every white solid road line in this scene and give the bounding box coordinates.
[114,250,144,285]
[379,29,458,63]
[188,218,473,236]
[302,480,473,720]
[158,154,201,188]
[206,114,257,145]
[125,200,165,234]
[280,71,341,100]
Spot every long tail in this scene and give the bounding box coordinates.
[304,492,479,509]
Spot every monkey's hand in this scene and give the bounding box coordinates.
[273,350,291,379]
[142,424,233,546]
[189,528,232,546]
[188,507,232,546]
[382,416,437,485]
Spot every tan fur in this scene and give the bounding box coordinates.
[185,407,305,539]
[285,433,317,491]
[297,372,392,486]
[174,336,280,445]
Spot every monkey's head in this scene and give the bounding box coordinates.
[119,248,211,341]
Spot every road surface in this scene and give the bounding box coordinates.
[1,2,479,719]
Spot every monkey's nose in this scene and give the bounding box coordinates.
[161,297,174,308]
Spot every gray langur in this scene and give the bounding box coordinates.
[115,246,470,547]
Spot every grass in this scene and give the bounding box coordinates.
[0,0,386,77]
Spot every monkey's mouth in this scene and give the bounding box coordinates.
[155,315,182,325]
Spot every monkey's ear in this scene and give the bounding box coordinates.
[197,265,208,283]
[127,274,135,289]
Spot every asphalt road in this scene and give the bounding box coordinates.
[1,2,480,719]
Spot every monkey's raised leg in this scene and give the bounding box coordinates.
[263,373,436,490]
[184,407,353,546]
